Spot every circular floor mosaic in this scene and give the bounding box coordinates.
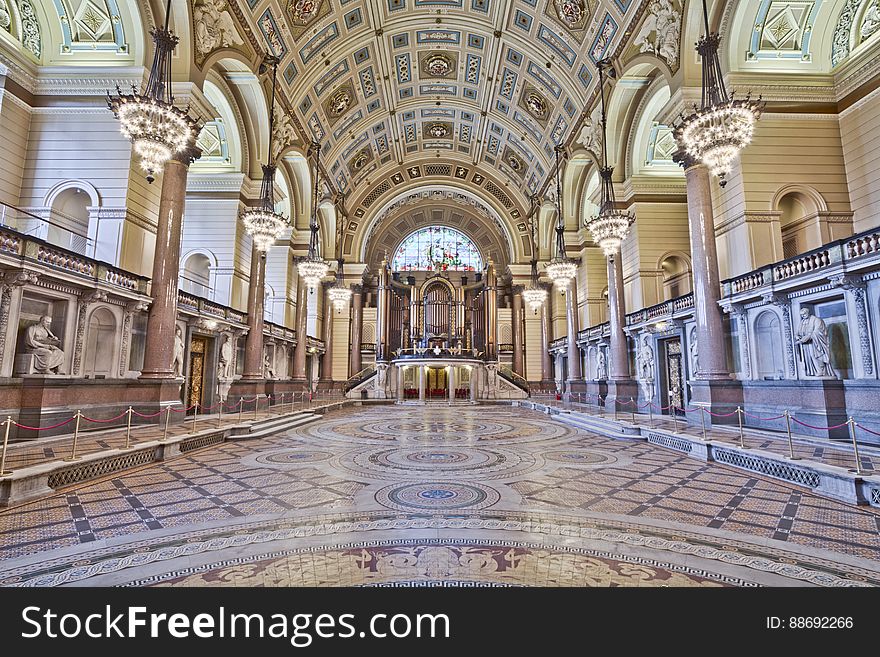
[375,482,501,511]
[543,450,619,466]
[255,450,333,465]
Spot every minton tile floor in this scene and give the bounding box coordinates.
[1,404,879,587]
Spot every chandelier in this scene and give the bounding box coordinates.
[673,0,763,186]
[522,197,547,314]
[327,260,352,313]
[108,0,197,183]
[240,56,288,252]
[545,145,578,289]
[585,59,634,258]
[297,141,330,292]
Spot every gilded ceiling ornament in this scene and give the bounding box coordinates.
[328,89,352,117]
[425,53,453,77]
[525,92,548,118]
[553,0,586,27]
[428,123,450,138]
[289,0,321,25]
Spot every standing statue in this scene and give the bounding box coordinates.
[171,325,185,378]
[24,315,65,374]
[796,308,835,378]
[689,326,699,376]
[638,339,656,401]
[217,334,233,381]
[596,350,607,380]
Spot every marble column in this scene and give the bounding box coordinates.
[397,366,405,402]
[320,282,334,384]
[292,276,308,382]
[448,365,455,402]
[349,284,363,376]
[684,161,728,379]
[512,288,524,376]
[242,247,266,380]
[565,276,582,382]
[140,148,199,379]
[540,286,553,384]
[607,255,629,380]
[418,364,425,401]
[486,260,498,360]
[470,367,477,401]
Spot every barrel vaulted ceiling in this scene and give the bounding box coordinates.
[217,0,673,260]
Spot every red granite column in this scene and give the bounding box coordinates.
[512,288,524,376]
[607,255,629,380]
[540,285,553,384]
[292,277,308,382]
[241,246,266,380]
[565,275,582,381]
[140,147,199,379]
[349,284,363,376]
[320,282,334,384]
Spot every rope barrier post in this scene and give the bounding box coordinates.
[630,397,636,424]
[699,406,708,441]
[238,397,243,424]
[671,407,679,435]
[253,395,259,420]
[191,402,198,434]
[613,397,618,421]
[280,392,285,415]
[648,402,654,429]
[848,417,863,475]
[218,399,223,428]
[161,407,170,442]
[124,406,133,450]
[0,416,12,476]
[784,410,799,460]
[736,406,744,448]
[65,411,83,461]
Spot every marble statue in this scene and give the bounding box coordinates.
[638,340,656,401]
[636,0,681,67]
[218,334,233,381]
[272,104,297,161]
[171,326,185,378]
[24,315,65,374]
[264,350,277,379]
[596,350,607,380]
[796,308,835,378]
[690,327,699,375]
[193,0,244,59]
[861,0,880,41]
[576,116,602,157]
[376,363,388,396]
[0,1,11,31]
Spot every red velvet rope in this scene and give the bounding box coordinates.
[790,417,849,431]
[11,416,77,431]
[857,423,880,437]
[131,408,166,419]
[705,409,739,418]
[743,412,786,421]
[81,411,128,423]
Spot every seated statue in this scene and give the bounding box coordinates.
[24,315,65,374]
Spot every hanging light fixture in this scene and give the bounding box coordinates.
[240,56,289,252]
[544,145,578,289]
[327,259,352,312]
[585,59,634,258]
[673,0,763,186]
[297,141,330,292]
[108,0,198,183]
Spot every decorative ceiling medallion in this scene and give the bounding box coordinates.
[518,83,551,126]
[419,51,458,79]
[425,122,452,139]
[544,0,594,39]
[285,0,331,40]
[349,147,374,172]
[321,80,357,126]
[501,146,526,179]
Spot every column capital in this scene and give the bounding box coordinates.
[172,144,203,167]
[672,149,700,171]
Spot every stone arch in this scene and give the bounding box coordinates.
[657,251,693,300]
[180,249,217,299]
[771,185,844,257]
[753,309,786,379]
[84,305,118,376]
[44,181,99,256]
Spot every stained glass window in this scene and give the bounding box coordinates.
[391,226,483,272]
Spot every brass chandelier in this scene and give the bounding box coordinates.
[544,145,578,289]
[585,59,634,258]
[240,56,289,252]
[673,0,763,186]
[108,0,197,183]
[327,259,352,312]
[522,197,547,314]
[297,142,330,292]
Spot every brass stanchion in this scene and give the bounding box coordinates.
[65,411,83,461]
[253,395,259,420]
[218,400,223,428]
[238,397,243,424]
[630,397,636,424]
[0,416,12,476]
[736,406,745,448]
[671,407,679,435]
[161,407,170,441]
[784,410,799,460]
[848,417,863,475]
[700,406,708,441]
[648,402,654,429]
[191,402,198,434]
[279,392,285,415]
[124,406,133,449]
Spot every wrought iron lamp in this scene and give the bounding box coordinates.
[297,141,330,292]
[585,59,634,258]
[108,0,198,183]
[544,146,578,289]
[522,196,547,314]
[673,0,763,186]
[327,259,352,312]
[240,56,289,252]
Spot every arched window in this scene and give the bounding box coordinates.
[392,227,482,272]
[181,253,212,298]
[754,311,785,379]
[659,254,692,300]
[49,188,91,255]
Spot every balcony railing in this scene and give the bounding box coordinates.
[176,290,296,343]
[625,293,694,327]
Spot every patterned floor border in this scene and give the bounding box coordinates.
[124,537,756,588]
[2,509,877,588]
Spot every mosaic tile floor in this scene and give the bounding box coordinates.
[1,404,880,587]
